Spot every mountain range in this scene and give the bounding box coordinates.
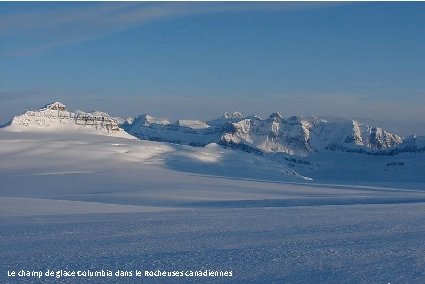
[1,101,424,182]
[4,101,425,156]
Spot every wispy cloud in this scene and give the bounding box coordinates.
[0,2,340,56]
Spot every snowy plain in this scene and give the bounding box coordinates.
[1,128,425,283]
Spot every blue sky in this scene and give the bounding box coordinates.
[1,2,424,135]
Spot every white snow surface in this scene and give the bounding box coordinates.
[1,128,425,283]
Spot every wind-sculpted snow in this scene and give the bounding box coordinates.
[3,205,425,283]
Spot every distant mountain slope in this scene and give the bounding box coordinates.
[121,114,224,147]
[123,111,404,156]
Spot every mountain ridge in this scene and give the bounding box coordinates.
[3,101,423,157]
[122,110,406,156]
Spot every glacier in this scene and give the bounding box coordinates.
[1,102,425,283]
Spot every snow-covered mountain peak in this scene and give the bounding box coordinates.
[223,111,243,119]
[38,101,67,111]
[141,114,170,126]
[351,119,362,126]
[5,102,129,137]
[268,112,283,121]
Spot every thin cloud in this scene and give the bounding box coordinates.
[0,2,342,56]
